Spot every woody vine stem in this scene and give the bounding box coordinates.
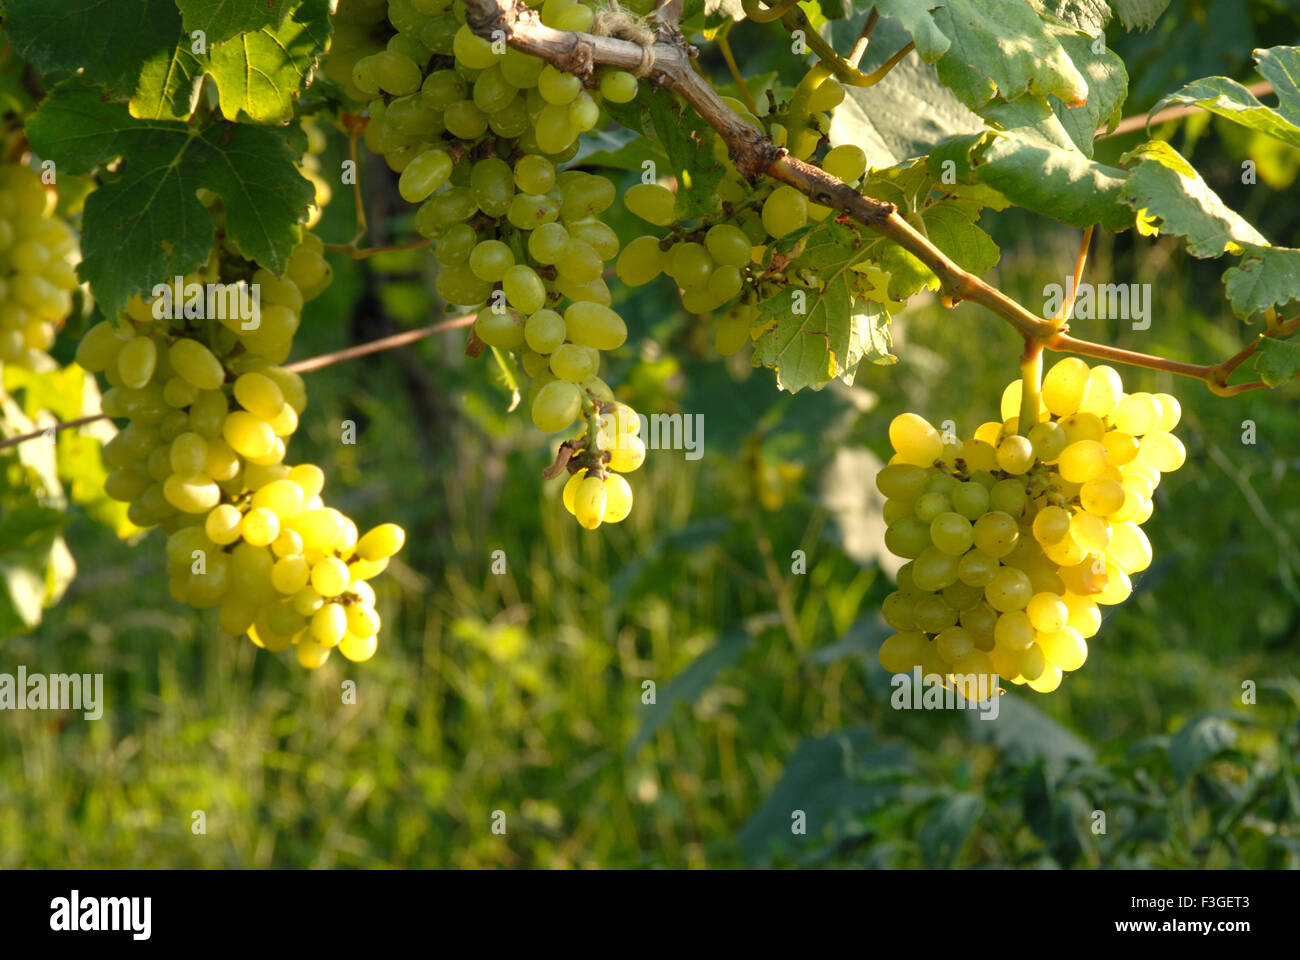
[462,0,1294,398]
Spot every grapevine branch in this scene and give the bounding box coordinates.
[0,313,477,452]
[463,0,1292,395]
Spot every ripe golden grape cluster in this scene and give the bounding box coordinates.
[75,229,405,669]
[615,72,871,356]
[877,358,1186,697]
[340,0,645,528]
[0,163,80,368]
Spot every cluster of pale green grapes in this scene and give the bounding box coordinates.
[74,231,405,669]
[876,358,1186,698]
[342,0,647,528]
[614,72,868,357]
[0,163,80,368]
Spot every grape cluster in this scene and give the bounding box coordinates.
[615,74,871,356]
[876,358,1186,697]
[0,163,80,368]
[75,230,405,669]
[345,0,646,527]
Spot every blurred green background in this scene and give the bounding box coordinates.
[2,0,1299,868]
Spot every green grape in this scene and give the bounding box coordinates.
[881,591,918,630]
[474,307,525,349]
[574,475,607,530]
[566,218,619,261]
[372,50,423,95]
[514,153,556,193]
[623,183,676,226]
[469,239,515,281]
[117,336,157,390]
[531,380,582,432]
[616,236,667,286]
[435,223,478,265]
[444,99,490,139]
[878,632,927,674]
[950,481,990,521]
[821,144,867,183]
[564,301,627,350]
[436,268,493,306]
[524,308,566,354]
[422,69,467,108]
[988,479,1027,517]
[550,343,598,382]
[761,186,807,238]
[669,242,712,290]
[972,511,1019,558]
[398,148,454,203]
[453,23,499,70]
[470,157,515,216]
[912,547,960,592]
[985,567,1033,613]
[602,473,634,523]
[600,70,638,103]
[888,413,942,467]
[912,492,950,524]
[560,173,615,221]
[875,463,929,501]
[502,264,547,313]
[472,65,518,114]
[914,594,958,633]
[170,338,226,390]
[704,223,752,268]
[538,64,582,104]
[930,512,974,555]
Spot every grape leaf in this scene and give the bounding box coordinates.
[26,86,312,317]
[1120,140,1267,257]
[131,0,333,123]
[207,0,333,123]
[177,0,296,45]
[871,0,1088,110]
[755,221,898,392]
[4,0,180,98]
[1252,336,1300,389]
[1150,77,1300,151]
[1031,0,1113,33]
[1112,0,1170,30]
[1222,244,1300,321]
[642,87,725,220]
[929,123,1132,230]
[1047,23,1128,154]
[1254,47,1300,128]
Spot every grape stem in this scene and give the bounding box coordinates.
[459,0,1300,396]
[0,313,479,452]
[1017,344,1043,438]
[715,24,757,116]
[323,238,432,260]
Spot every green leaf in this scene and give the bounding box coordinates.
[1150,77,1300,151]
[919,793,983,868]
[1031,0,1113,32]
[737,728,913,866]
[642,87,725,219]
[968,694,1095,765]
[1021,762,1085,866]
[177,0,295,44]
[1048,23,1129,154]
[207,0,333,123]
[0,500,69,637]
[1251,336,1300,389]
[625,630,749,757]
[572,126,665,172]
[1169,712,1238,782]
[130,37,206,121]
[1222,244,1300,320]
[874,0,1089,110]
[1120,140,1267,257]
[754,220,876,392]
[931,125,1133,229]
[1112,0,1170,30]
[1253,47,1300,128]
[27,86,312,317]
[5,0,181,98]
[131,0,333,123]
